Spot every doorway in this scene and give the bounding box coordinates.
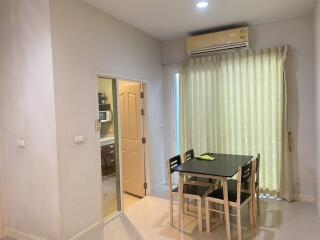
[97,77,121,221]
[97,76,148,221]
[119,80,147,210]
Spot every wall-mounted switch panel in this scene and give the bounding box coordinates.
[74,136,84,144]
[17,140,25,148]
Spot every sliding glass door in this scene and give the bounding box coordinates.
[166,67,181,185]
[167,67,181,156]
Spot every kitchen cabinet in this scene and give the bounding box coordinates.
[101,143,115,177]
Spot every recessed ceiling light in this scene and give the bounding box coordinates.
[197,1,209,8]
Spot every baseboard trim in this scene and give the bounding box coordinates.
[147,181,165,196]
[6,227,45,240]
[68,220,102,240]
[0,231,7,238]
[151,181,165,192]
[293,194,315,203]
[5,221,102,240]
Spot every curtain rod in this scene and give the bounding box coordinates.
[161,45,289,66]
[161,60,184,65]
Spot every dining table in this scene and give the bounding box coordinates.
[172,153,254,240]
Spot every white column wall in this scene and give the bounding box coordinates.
[313,0,320,211]
[0,0,61,239]
[49,0,165,239]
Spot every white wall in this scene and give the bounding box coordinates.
[49,0,164,239]
[313,0,320,210]
[162,16,316,197]
[0,0,165,239]
[0,0,61,239]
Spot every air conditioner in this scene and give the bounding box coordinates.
[186,27,250,55]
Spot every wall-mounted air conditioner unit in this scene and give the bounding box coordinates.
[186,27,250,55]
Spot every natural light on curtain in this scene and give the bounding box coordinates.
[180,47,293,201]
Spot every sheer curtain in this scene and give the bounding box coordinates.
[180,47,293,201]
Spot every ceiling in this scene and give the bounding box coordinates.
[83,0,317,41]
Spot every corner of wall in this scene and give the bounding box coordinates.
[313,0,320,218]
[0,0,8,235]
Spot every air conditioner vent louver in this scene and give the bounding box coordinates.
[186,27,250,55]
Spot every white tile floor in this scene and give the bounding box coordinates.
[0,197,142,240]
[2,185,319,240]
[102,176,142,220]
[103,185,320,240]
[102,176,118,219]
[123,193,141,210]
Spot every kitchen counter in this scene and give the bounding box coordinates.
[100,136,115,146]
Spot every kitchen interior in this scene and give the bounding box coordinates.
[98,77,141,220]
[98,77,120,220]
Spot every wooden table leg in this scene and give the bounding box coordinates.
[222,178,231,240]
[178,173,184,231]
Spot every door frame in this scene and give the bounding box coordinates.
[95,74,151,223]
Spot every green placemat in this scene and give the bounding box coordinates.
[196,155,215,161]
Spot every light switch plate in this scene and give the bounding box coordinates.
[74,136,84,144]
[17,140,25,148]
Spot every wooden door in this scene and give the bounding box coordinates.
[119,83,145,197]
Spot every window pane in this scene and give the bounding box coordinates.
[175,73,180,155]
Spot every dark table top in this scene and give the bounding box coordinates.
[172,153,254,178]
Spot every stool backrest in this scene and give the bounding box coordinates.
[184,149,194,162]
[167,155,181,192]
[240,161,253,183]
[255,153,260,184]
[237,160,253,204]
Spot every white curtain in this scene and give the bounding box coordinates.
[180,47,293,201]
